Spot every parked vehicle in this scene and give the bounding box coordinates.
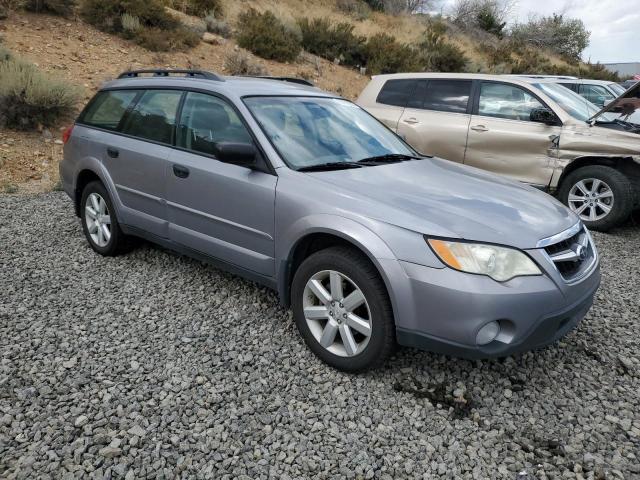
[542,78,626,108]
[60,69,600,371]
[357,73,640,231]
[620,80,639,90]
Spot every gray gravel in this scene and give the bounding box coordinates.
[1,192,639,480]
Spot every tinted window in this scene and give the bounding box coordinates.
[81,90,137,130]
[121,90,182,144]
[406,80,427,109]
[479,83,544,121]
[559,83,578,93]
[422,80,471,113]
[376,79,416,107]
[176,92,252,156]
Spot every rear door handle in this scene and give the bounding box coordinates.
[403,117,419,124]
[173,164,190,178]
[106,147,119,158]
[470,125,488,132]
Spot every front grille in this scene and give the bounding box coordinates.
[543,226,595,282]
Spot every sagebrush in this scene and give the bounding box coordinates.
[204,13,231,38]
[0,51,81,130]
[224,51,267,76]
[362,33,419,74]
[236,9,301,62]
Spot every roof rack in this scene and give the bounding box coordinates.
[240,75,314,87]
[117,69,224,81]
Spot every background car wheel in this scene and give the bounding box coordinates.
[291,246,395,372]
[80,181,130,256]
[559,165,633,232]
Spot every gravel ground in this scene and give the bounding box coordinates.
[1,192,639,480]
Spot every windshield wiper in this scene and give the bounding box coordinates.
[356,153,426,165]
[297,162,364,172]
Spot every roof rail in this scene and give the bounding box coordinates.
[240,75,314,87]
[117,69,224,81]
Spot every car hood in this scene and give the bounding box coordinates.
[305,158,577,249]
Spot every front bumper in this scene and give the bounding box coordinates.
[385,257,600,359]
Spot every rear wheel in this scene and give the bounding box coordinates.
[559,165,633,231]
[80,181,130,256]
[291,246,395,372]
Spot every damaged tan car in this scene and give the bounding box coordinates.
[357,73,640,231]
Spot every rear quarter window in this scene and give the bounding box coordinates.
[376,79,417,107]
[80,90,138,131]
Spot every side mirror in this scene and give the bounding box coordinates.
[530,107,559,125]
[214,142,257,168]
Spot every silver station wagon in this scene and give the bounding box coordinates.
[59,69,600,371]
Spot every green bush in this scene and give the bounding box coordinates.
[0,52,81,130]
[135,26,200,51]
[80,0,179,34]
[24,0,76,16]
[362,33,419,74]
[418,22,468,72]
[298,17,365,66]
[236,9,301,62]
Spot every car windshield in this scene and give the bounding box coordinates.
[243,96,415,169]
[609,83,626,96]
[534,82,615,122]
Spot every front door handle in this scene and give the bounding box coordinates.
[173,164,190,178]
[470,125,488,132]
[403,117,419,124]
[106,147,119,158]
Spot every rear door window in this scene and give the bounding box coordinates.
[121,90,183,144]
[376,79,417,107]
[80,90,138,131]
[579,84,615,107]
[422,80,472,113]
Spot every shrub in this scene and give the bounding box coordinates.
[204,12,231,38]
[135,26,200,52]
[298,17,365,66]
[24,0,76,16]
[80,0,179,34]
[0,52,81,130]
[362,33,419,74]
[418,22,468,72]
[224,50,267,76]
[182,0,221,17]
[476,3,505,37]
[236,9,301,62]
[336,0,370,20]
[121,13,141,35]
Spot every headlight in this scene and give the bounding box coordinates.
[427,239,541,282]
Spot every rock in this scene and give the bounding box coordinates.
[74,415,88,428]
[127,425,146,437]
[98,446,122,458]
[202,32,221,45]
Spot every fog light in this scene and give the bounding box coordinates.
[476,321,500,346]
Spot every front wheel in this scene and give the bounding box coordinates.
[291,247,395,372]
[558,165,633,232]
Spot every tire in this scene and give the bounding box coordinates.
[80,181,130,256]
[558,165,633,232]
[291,246,395,372]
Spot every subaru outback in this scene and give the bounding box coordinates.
[59,70,601,371]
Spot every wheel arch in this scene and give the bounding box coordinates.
[277,221,400,318]
[74,169,103,216]
[557,156,637,189]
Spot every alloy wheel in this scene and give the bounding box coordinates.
[302,270,372,357]
[85,193,112,247]
[567,178,614,222]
